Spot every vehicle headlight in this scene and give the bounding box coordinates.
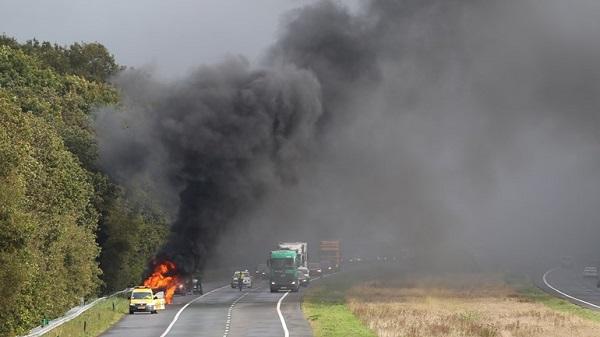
[271,282,275,285]
[317,269,322,272]
[291,281,296,284]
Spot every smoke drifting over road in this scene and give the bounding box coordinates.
[97,0,600,273]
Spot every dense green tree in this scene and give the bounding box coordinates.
[0,35,123,83]
[0,41,168,336]
[0,44,118,169]
[0,90,100,336]
[98,194,168,292]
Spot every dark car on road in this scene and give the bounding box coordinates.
[308,262,322,277]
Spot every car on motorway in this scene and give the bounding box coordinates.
[308,262,322,277]
[231,270,252,288]
[298,266,310,287]
[320,260,334,273]
[128,286,165,314]
[175,277,203,295]
[583,266,598,278]
[347,256,365,263]
[255,263,269,279]
[560,256,574,269]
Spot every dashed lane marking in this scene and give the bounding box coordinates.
[159,285,229,337]
[223,292,249,337]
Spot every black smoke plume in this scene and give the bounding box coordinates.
[96,59,323,273]
[98,0,600,274]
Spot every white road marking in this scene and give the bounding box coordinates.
[222,292,249,337]
[159,285,229,337]
[276,291,290,337]
[542,268,600,309]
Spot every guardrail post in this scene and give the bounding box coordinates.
[112,302,115,311]
[83,320,87,333]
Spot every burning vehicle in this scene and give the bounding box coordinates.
[143,260,181,304]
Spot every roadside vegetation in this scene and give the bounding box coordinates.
[346,273,600,337]
[0,35,169,336]
[41,296,129,337]
[519,285,600,324]
[304,275,377,337]
[304,267,600,337]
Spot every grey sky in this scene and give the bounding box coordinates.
[0,0,357,77]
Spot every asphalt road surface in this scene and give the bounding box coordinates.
[102,279,312,337]
[540,266,600,310]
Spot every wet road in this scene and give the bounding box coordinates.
[102,279,312,337]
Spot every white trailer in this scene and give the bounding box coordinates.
[278,242,308,268]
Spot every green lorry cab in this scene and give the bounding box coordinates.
[268,250,300,292]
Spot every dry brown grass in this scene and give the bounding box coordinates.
[347,274,600,337]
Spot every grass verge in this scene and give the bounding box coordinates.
[519,285,600,323]
[303,274,377,337]
[346,272,600,337]
[305,267,600,337]
[42,297,128,337]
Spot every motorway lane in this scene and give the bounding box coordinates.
[102,279,313,337]
[228,282,312,337]
[279,292,313,337]
[541,266,600,310]
[101,280,226,337]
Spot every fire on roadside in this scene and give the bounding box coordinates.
[143,260,180,304]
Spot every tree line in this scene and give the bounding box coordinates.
[0,36,168,337]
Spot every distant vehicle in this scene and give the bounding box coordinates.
[320,260,334,273]
[175,282,188,295]
[561,256,574,269]
[128,286,165,314]
[308,262,322,277]
[255,263,269,278]
[298,266,310,286]
[347,256,364,263]
[268,250,300,292]
[175,277,202,295]
[192,278,203,294]
[231,271,252,288]
[583,266,598,278]
[319,240,341,272]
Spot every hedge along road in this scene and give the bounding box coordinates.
[101,279,313,337]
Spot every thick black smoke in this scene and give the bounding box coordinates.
[96,59,322,273]
[98,0,600,274]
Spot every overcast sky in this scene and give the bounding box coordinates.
[0,0,358,77]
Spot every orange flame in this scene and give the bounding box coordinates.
[143,260,180,304]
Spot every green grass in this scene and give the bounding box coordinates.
[303,272,377,337]
[42,297,129,337]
